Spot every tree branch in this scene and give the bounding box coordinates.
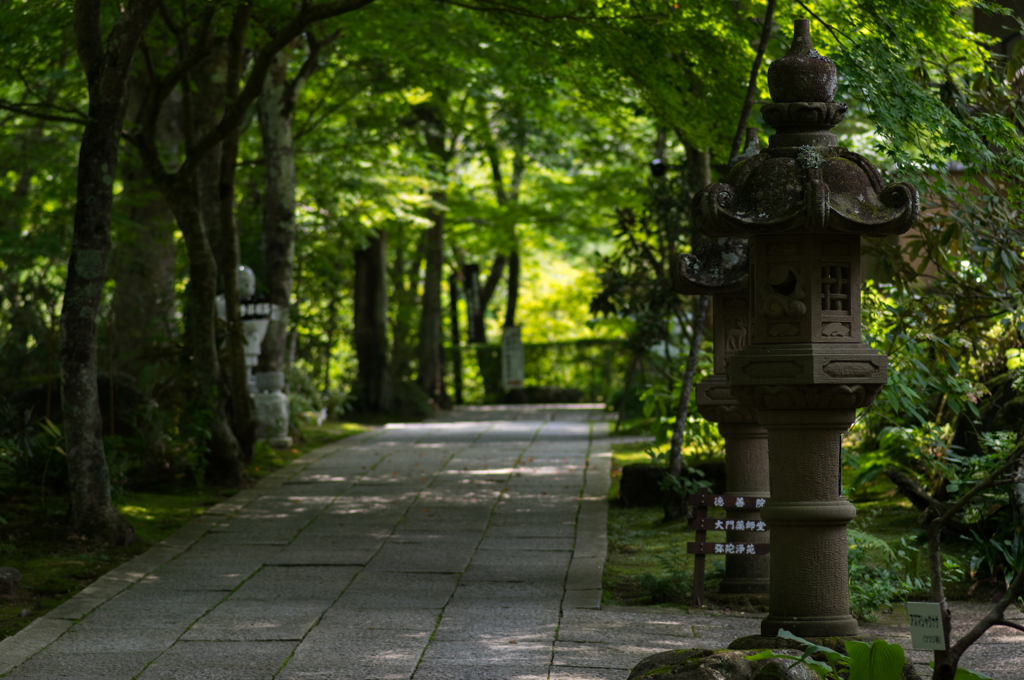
[182,0,377,176]
[0,101,88,125]
[729,0,775,161]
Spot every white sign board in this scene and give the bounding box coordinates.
[906,601,946,650]
[501,326,525,390]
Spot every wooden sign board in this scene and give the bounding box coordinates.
[688,492,770,607]
[688,493,768,509]
[687,541,771,555]
[689,517,769,532]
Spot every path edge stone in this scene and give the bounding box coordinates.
[0,428,379,676]
[564,421,611,609]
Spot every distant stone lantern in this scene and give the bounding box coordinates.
[673,136,769,596]
[217,266,292,449]
[692,19,918,637]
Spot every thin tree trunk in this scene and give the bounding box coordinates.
[730,0,776,162]
[504,249,520,327]
[419,208,448,407]
[664,294,709,521]
[61,0,160,544]
[216,6,255,463]
[449,272,463,404]
[257,38,320,373]
[354,231,392,411]
[476,254,506,341]
[111,77,178,370]
[415,101,451,408]
[162,173,245,485]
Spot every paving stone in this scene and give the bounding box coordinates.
[552,640,670,670]
[477,536,576,552]
[177,541,285,561]
[1,651,157,680]
[137,640,298,680]
[461,549,572,583]
[266,548,380,566]
[411,663,550,680]
[548,667,630,680]
[419,638,553,665]
[181,600,329,641]
[0,617,74,676]
[318,607,442,631]
[229,565,360,601]
[562,588,602,610]
[454,575,565,596]
[335,572,460,609]
[277,630,424,679]
[42,627,181,653]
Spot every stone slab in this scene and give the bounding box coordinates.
[136,640,298,680]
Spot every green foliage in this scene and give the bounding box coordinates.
[963,528,1024,587]
[745,630,906,680]
[635,547,692,604]
[466,340,628,404]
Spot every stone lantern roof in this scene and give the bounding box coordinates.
[692,19,919,238]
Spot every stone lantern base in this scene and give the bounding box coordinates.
[254,371,292,449]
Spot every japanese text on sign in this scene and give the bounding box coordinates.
[906,602,947,650]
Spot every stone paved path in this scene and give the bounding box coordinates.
[1,405,1021,679]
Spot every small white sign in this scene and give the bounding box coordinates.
[501,326,525,390]
[906,601,946,650]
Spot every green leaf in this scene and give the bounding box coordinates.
[846,638,906,680]
[954,668,996,680]
[775,629,848,666]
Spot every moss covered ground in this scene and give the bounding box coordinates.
[0,420,368,642]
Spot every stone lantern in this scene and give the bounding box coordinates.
[673,151,770,595]
[692,19,918,637]
[216,266,292,449]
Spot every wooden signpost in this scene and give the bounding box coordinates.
[687,492,770,606]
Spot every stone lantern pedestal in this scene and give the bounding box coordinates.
[692,19,919,637]
[674,235,769,595]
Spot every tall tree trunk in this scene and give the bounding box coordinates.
[257,48,300,373]
[162,173,245,485]
[415,101,451,408]
[131,0,377,488]
[504,249,520,327]
[354,231,392,411]
[419,206,449,407]
[215,6,255,463]
[61,0,160,544]
[111,78,179,372]
[449,271,463,404]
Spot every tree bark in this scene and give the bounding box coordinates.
[415,101,451,408]
[353,231,392,412]
[61,0,160,544]
[131,0,378,487]
[215,5,255,463]
[504,249,520,327]
[257,37,320,373]
[449,271,464,404]
[163,172,246,485]
[111,96,178,370]
[419,208,449,407]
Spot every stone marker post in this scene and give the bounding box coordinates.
[692,19,918,636]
